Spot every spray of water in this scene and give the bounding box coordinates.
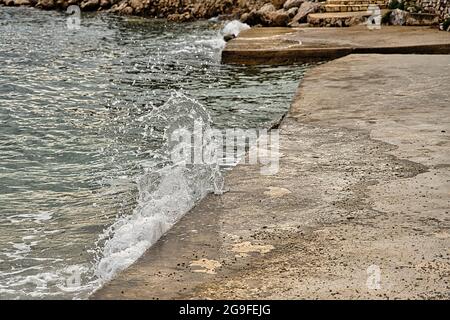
[91,20,246,290]
[94,91,223,282]
[221,20,250,38]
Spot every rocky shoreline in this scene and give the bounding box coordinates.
[0,0,327,27]
[1,0,449,28]
[0,0,273,22]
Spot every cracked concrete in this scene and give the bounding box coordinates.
[92,54,449,300]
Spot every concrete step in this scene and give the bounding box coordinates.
[325,4,387,12]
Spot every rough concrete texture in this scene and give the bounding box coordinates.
[222,26,450,64]
[92,54,450,300]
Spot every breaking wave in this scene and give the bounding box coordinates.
[92,20,247,285]
[93,92,223,283]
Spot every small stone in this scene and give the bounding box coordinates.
[287,6,299,18]
[265,9,290,26]
[223,34,236,42]
[13,0,31,5]
[36,0,55,9]
[167,12,194,22]
[129,0,143,14]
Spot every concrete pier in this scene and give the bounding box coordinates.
[92,54,450,299]
[222,26,450,65]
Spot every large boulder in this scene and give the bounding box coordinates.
[405,12,439,26]
[258,3,276,16]
[263,9,290,26]
[240,9,260,25]
[389,8,407,25]
[242,3,281,26]
[110,1,132,14]
[287,6,298,18]
[283,0,304,10]
[129,0,144,14]
[289,1,322,26]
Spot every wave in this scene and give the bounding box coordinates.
[93,92,223,284]
[221,20,250,37]
[91,20,245,293]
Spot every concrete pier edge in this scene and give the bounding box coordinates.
[222,26,450,65]
[92,52,450,299]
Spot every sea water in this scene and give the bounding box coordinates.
[0,7,308,299]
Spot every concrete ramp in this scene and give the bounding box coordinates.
[222,26,450,65]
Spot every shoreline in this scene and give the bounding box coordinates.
[3,5,448,299]
[92,52,450,299]
[2,0,449,27]
[0,0,267,21]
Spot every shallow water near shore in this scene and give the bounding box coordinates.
[0,6,308,299]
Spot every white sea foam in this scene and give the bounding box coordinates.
[188,20,250,58]
[93,92,222,283]
[0,263,95,299]
[221,20,250,37]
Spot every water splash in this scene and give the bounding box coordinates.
[94,92,223,282]
[0,8,307,299]
[221,20,250,37]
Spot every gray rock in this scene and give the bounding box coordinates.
[284,0,304,10]
[258,3,276,15]
[129,0,144,13]
[242,9,262,26]
[167,12,194,22]
[110,1,127,13]
[223,34,236,42]
[390,9,407,25]
[240,12,249,23]
[289,1,322,26]
[263,9,290,26]
[287,7,299,18]
[243,3,287,26]
[55,0,69,9]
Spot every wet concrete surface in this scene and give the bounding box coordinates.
[92,54,449,299]
[222,26,450,64]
